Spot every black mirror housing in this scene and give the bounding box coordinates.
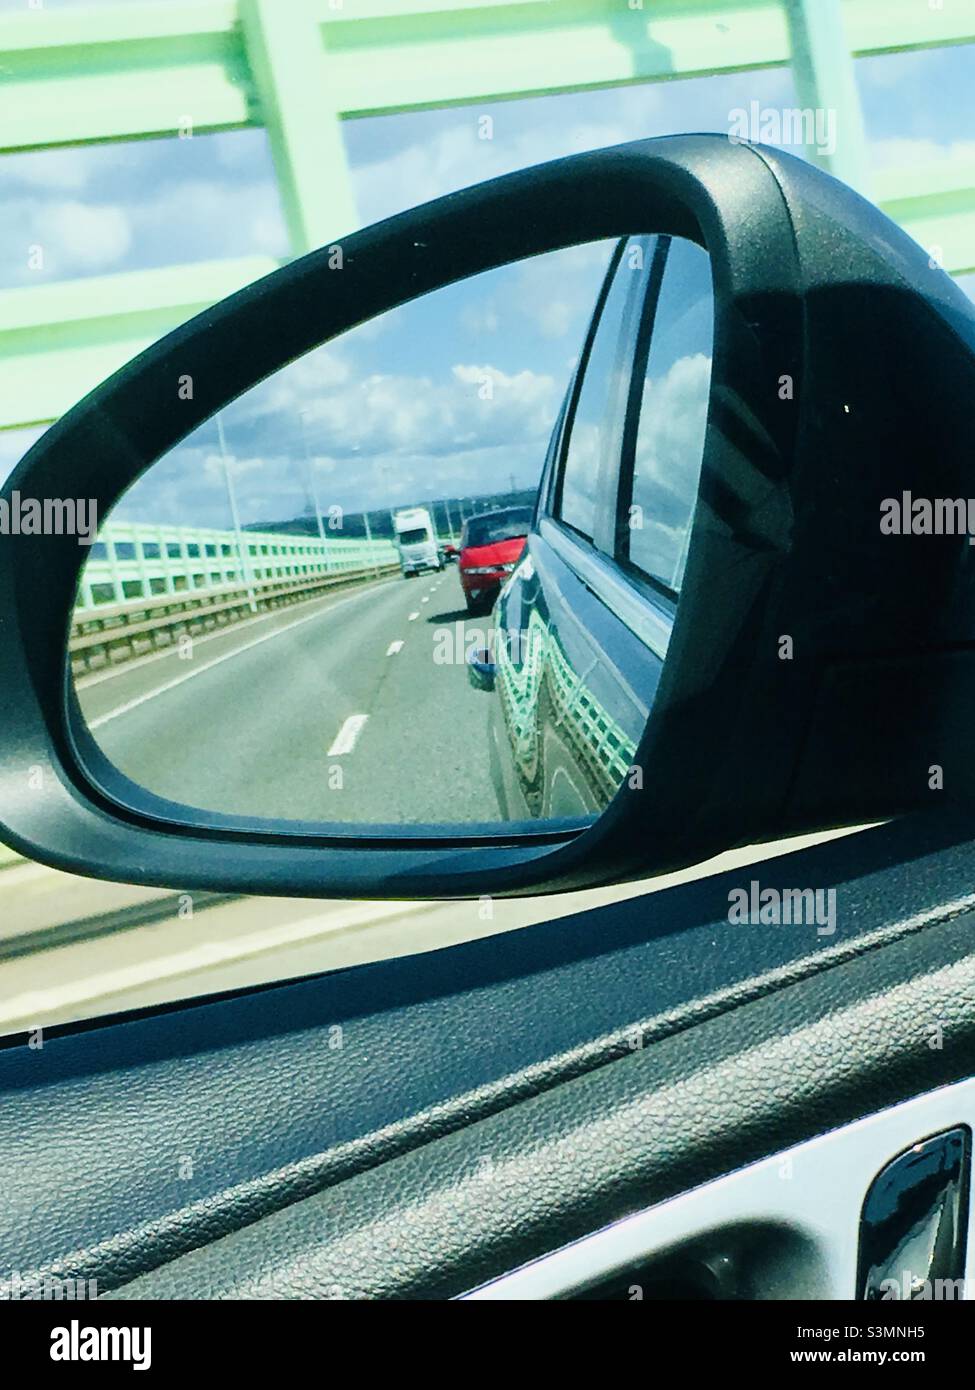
[2,133,974,898]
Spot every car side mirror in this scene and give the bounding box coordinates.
[2,133,975,900]
[467,648,497,693]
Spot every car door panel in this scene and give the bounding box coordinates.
[110,892,975,1300]
[4,810,975,1298]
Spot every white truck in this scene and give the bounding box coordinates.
[393,506,442,577]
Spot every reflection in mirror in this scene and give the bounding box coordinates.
[69,235,713,831]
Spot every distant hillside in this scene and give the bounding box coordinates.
[245,486,539,541]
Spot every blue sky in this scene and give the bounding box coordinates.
[0,24,973,523]
[123,241,617,530]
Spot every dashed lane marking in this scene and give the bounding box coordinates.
[327,713,369,756]
[89,587,387,730]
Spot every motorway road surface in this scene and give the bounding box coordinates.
[75,568,505,825]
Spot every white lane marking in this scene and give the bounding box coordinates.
[386,640,404,656]
[327,712,369,756]
[408,611,420,621]
[89,584,385,730]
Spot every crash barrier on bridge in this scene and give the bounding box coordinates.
[70,560,399,676]
[77,519,400,612]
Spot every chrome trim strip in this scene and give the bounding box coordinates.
[463,1077,975,1299]
[538,518,674,661]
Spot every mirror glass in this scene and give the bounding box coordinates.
[69,235,714,830]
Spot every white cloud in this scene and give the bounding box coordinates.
[202,453,269,486]
[4,148,92,193]
[113,349,560,527]
[347,65,800,229]
[635,351,712,497]
[630,350,712,584]
[461,301,500,334]
[247,346,352,420]
[240,348,558,463]
[0,173,287,286]
[869,137,975,171]
[45,200,132,269]
[128,177,287,261]
[537,299,574,338]
[3,196,132,277]
[351,115,637,226]
[505,239,614,342]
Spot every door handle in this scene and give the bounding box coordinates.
[858,1127,970,1300]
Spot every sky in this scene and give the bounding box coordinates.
[127,240,616,531]
[0,11,973,528]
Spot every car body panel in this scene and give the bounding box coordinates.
[483,234,686,824]
[490,529,659,821]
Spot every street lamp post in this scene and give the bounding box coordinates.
[215,412,257,613]
[376,459,396,538]
[299,409,330,573]
[362,508,380,578]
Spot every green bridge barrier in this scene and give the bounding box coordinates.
[78,518,400,613]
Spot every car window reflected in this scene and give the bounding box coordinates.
[625,238,714,593]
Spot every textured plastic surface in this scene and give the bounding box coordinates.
[3,811,975,1297]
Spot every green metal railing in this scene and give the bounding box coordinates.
[77,518,398,611]
[1,0,973,434]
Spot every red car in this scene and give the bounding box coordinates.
[459,506,532,613]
